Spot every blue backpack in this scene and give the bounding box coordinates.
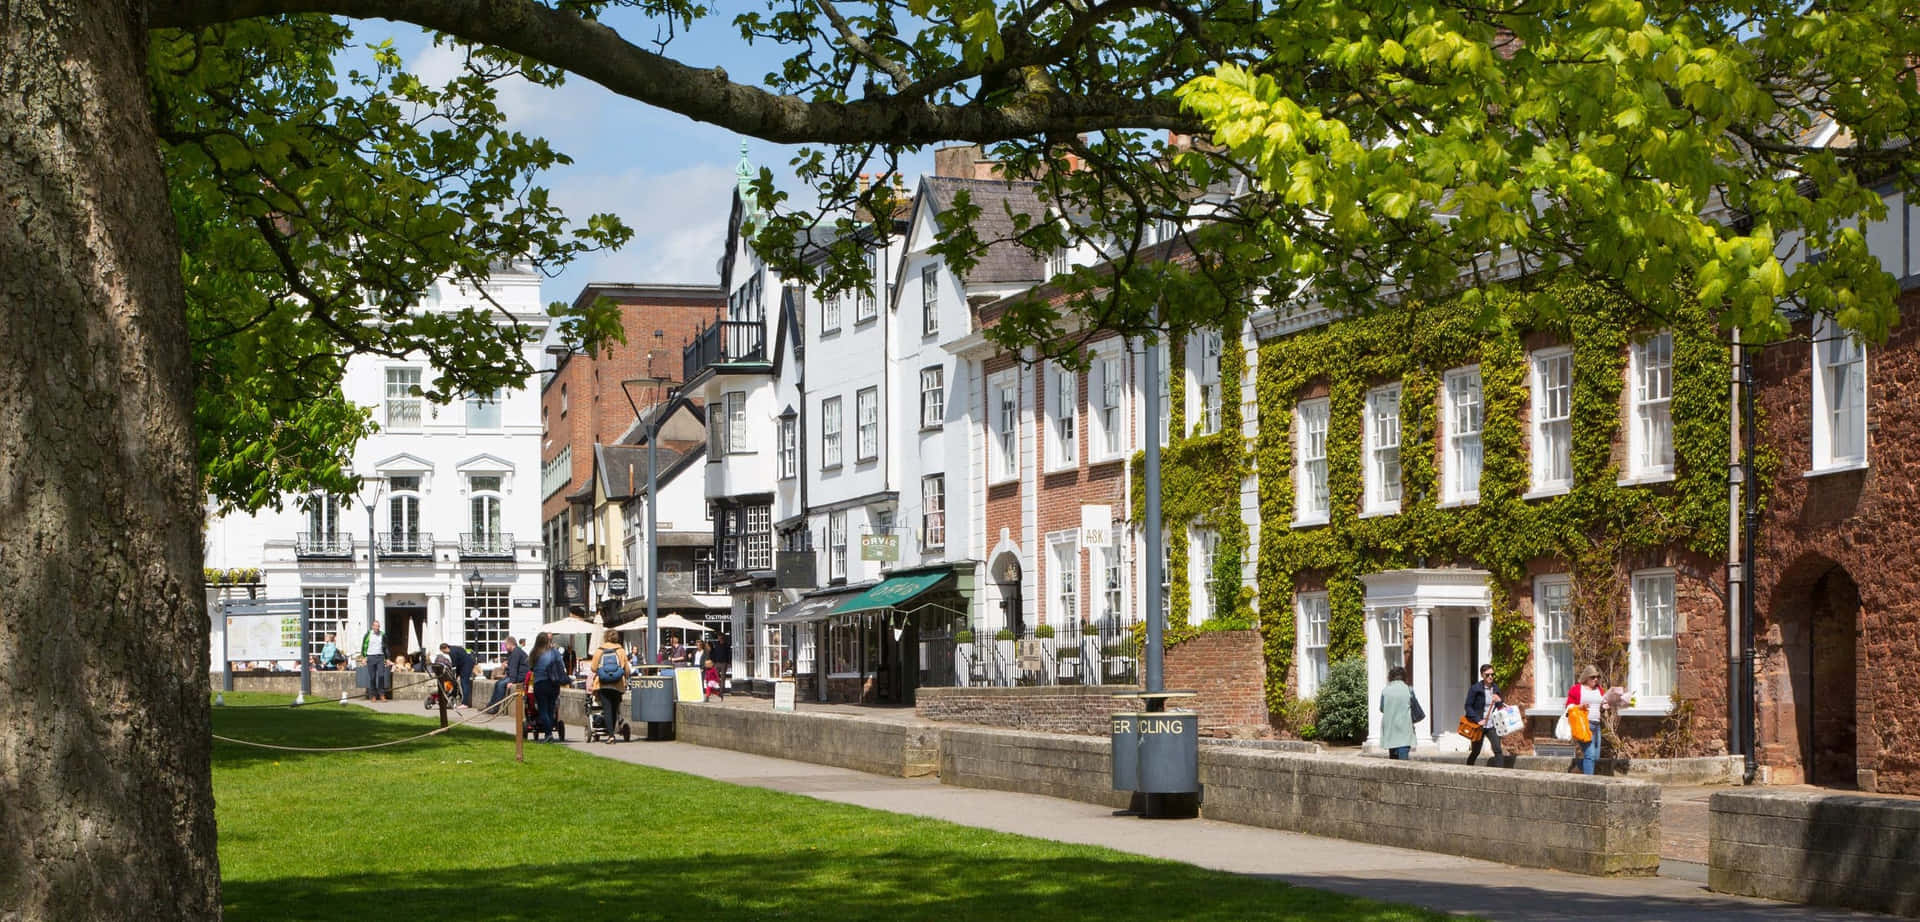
[596,648,624,683]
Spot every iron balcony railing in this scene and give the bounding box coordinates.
[683,319,767,382]
[459,532,514,558]
[294,533,354,558]
[377,531,433,557]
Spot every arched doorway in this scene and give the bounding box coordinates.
[990,551,1024,637]
[1762,557,1861,787]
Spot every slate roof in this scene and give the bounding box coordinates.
[921,177,1049,287]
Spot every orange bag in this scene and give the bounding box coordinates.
[1568,705,1592,743]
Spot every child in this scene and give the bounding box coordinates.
[703,660,723,702]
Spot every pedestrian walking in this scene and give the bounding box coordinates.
[360,622,389,701]
[1566,664,1608,774]
[529,632,565,742]
[1463,663,1505,767]
[710,634,732,693]
[1379,666,1419,760]
[702,658,723,702]
[588,630,630,744]
[318,633,345,671]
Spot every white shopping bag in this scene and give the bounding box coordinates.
[1492,704,1524,737]
[1553,713,1573,742]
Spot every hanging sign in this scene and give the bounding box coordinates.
[860,533,900,562]
[1080,505,1113,546]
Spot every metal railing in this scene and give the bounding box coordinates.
[458,532,514,558]
[293,533,353,558]
[682,319,766,381]
[377,532,433,557]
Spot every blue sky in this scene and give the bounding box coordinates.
[361,10,933,308]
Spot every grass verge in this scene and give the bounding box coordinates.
[214,693,1471,921]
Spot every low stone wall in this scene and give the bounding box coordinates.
[212,671,359,698]
[1163,630,1270,732]
[917,686,1142,735]
[1407,751,1743,785]
[676,703,938,777]
[1709,790,1920,917]
[940,727,1132,808]
[1203,748,1662,876]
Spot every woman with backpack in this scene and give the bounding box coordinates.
[529,632,566,743]
[587,629,630,744]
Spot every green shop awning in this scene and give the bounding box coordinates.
[831,571,949,615]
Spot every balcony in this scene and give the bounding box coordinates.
[294,533,354,558]
[683,319,766,382]
[377,532,433,558]
[459,532,515,559]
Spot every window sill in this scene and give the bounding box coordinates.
[988,475,1020,488]
[1618,701,1674,718]
[820,327,841,338]
[1522,485,1571,501]
[1292,515,1329,529]
[1358,507,1400,519]
[856,455,879,465]
[854,316,877,327]
[1616,471,1675,487]
[1437,495,1479,509]
[1087,453,1126,467]
[1526,705,1566,718]
[822,463,843,472]
[1805,460,1870,478]
[1043,462,1078,475]
[920,424,944,433]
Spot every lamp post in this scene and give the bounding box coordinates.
[620,374,677,666]
[360,475,387,699]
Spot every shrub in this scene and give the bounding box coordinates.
[954,630,974,644]
[1033,624,1055,639]
[994,629,1016,641]
[1312,658,1369,742]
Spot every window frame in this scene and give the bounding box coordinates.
[1293,398,1330,526]
[1627,331,1675,481]
[828,511,848,582]
[465,388,503,431]
[724,390,750,455]
[1096,533,1125,625]
[1811,314,1869,473]
[777,416,798,479]
[1529,347,1574,494]
[1088,347,1126,462]
[1629,568,1678,710]
[989,372,1020,484]
[855,249,879,324]
[384,366,424,431]
[920,264,939,336]
[1297,592,1331,697]
[1193,330,1224,436]
[855,386,879,462]
[921,474,946,550]
[1049,531,1080,628]
[1533,574,1574,710]
[1442,366,1484,505]
[919,365,945,430]
[821,291,842,334]
[821,396,843,469]
[1045,362,1078,471]
[1363,383,1403,515]
[1189,526,1218,624]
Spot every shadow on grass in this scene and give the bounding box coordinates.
[225,854,1439,922]
[211,697,506,769]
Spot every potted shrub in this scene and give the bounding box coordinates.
[1033,624,1055,639]
[954,629,974,644]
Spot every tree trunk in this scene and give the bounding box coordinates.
[0,2,221,919]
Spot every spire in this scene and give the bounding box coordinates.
[735,141,754,200]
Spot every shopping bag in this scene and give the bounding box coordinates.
[1492,704,1524,737]
[1553,713,1573,742]
[1568,705,1592,743]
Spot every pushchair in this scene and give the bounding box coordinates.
[423,662,460,711]
[521,689,566,741]
[587,693,631,743]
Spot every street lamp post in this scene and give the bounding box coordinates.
[620,375,676,666]
[360,475,387,699]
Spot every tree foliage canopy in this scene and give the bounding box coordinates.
[151,0,1920,500]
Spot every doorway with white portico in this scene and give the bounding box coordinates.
[1361,568,1494,752]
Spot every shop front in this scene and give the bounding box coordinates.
[772,564,972,705]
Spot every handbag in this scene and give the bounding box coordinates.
[1568,705,1593,743]
[1409,692,1425,725]
[1456,715,1483,742]
[1553,713,1573,742]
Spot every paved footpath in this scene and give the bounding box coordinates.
[366,698,1889,922]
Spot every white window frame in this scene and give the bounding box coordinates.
[468,484,503,543]
[384,366,423,431]
[856,249,879,324]
[1089,347,1126,462]
[990,372,1019,484]
[1443,367,1484,505]
[1530,348,1573,494]
[1096,533,1126,626]
[1049,532,1080,627]
[1363,384,1403,515]
[1376,608,1404,675]
[465,389,503,431]
[920,264,939,336]
[821,396,843,469]
[920,366,945,429]
[1297,592,1330,697]
[1533,574,1574,710]
[1627,331,1675,481]
[778,416,797,479]
[1811,314,1868,472]
[1294,398,1330,526]
[822,292,842,333]
[1194,330,1223,436]
[828,511,848,582]
[921,475,946,550]
[725,390,749,454]
[1629,569,1677,710]
[856,386,879,462]
[1189,526,1218,625]
[1045,362,1078,471]
[305,494,343,544]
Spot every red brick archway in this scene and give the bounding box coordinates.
[1760,555,1862,787]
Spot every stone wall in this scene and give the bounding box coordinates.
[940,727,1131,808]
[1710,790,1920,916]
[1163,630,1270,732]
[676,702,938,777]
[916,685,1142,735]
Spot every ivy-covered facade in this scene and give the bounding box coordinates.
[1143,283,1735,757]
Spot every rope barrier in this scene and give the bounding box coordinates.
[212,675,434,708]
[211,690,524,752]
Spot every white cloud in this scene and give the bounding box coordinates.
[541,161,739,302]
[406,38,610,136]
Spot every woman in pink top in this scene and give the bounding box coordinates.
[1565,665,1607,774]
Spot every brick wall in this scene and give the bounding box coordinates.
[1163,629,1269,733]
[916,685,1143,735]
[1749,290,1920,793]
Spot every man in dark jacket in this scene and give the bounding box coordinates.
[440,642,476,708]
[490,637,529,709]
[1463,663,1505,766]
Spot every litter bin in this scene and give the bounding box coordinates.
[630,668,676,741]
[1136,710,1199,794]
[1110,712,1141,792]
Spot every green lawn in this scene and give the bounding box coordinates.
[214,694,1470,921]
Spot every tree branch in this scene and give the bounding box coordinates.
[150,0,1201,142]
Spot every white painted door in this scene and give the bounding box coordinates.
[1431,609,1475,751]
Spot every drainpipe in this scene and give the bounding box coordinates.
[1740,335,1760,784]
[1726,329,1748,779]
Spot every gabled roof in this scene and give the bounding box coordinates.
[919,176,1049,287]
[593,441,704,501]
